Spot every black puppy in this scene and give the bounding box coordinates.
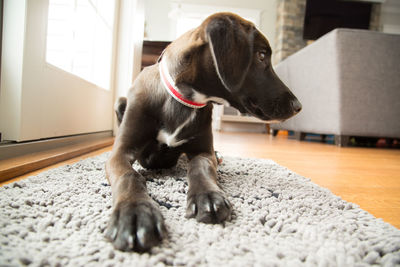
[105,12,301,252]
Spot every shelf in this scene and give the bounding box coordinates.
[220,115,267,124]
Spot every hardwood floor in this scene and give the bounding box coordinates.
[2,132,399,229]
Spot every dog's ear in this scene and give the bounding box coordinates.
[206,15,254,92]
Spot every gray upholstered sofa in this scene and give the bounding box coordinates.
[271,29,400,146]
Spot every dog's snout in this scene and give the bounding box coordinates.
[291,99,302,113]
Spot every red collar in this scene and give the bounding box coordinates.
[159,58,206,109]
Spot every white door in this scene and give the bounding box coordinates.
[0,0,117,142]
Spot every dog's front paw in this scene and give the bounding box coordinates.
[185,191,232,224]
[105,200,166,252]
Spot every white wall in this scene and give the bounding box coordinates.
[381,0,400,34]
[144,0,172,41]
[144,0,277,50]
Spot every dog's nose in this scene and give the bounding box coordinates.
[291,99,302,113]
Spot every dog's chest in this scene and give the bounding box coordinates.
[156,112,196,147]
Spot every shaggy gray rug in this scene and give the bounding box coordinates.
[1,152,400,267]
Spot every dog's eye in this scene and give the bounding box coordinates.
[257,51,266,62]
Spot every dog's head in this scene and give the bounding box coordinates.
[166,12,301,122]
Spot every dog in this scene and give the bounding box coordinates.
[105,12,302,252]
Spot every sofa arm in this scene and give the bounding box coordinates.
[335,29,400,138]
[272,29,343,135]
[272,29,400,138]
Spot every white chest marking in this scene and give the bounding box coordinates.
[157,112,196,147]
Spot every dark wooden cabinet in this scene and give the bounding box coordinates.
[141,40,170,69]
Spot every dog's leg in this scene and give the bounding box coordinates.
[185,152,232,224]
[105,107,166,252]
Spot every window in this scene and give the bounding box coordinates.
[46,0,116,89]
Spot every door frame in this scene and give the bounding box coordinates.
[0,0,144,142]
